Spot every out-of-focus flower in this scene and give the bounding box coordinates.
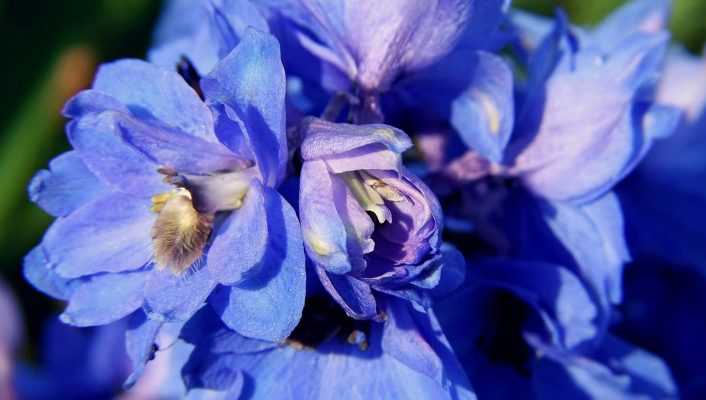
[15,318,131,400]
[299,118,465,319]
[434,278,677,400]
[616,46,706,399]
[0,280,22,400]
[180,283,475,400]
[25,29,305,382]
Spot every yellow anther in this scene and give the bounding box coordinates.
[305,232,335,256]
[474,91,501,135]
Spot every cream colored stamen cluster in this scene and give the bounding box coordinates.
[340,170,404,224]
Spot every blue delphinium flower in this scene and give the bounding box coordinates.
[431,1,679,350]
[180,278,475,400]
[298,118,465,319]
[25,28,305,382]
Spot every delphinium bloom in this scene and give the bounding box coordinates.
[180,277,475,399]
[434,0,677,346]
[616,47,706,399]
[25,28,305,381]
[257,0,515,160]
[417,1,681,398]
[299,118,465,320]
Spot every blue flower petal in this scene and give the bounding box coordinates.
[542,193,628,307]
[23,246,76,300]
[530,334,677,399]
[299,160,357,275]
[210,186,305,341]
[124,311,162,388]
[29,151,109,217]
[42,191,154,279]
[202,28,287,187]
[92,59,214,141]
[592,0,671,52]
[63,90,128,118]
[60,271,149,327]
[316,267,378,320]
[207,181,269,285]
[474,260,599,350]
[380,297,473,392]
[400,51,514,162]
[143,266,217,322]
[67,111,170,197]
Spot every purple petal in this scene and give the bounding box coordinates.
[60,270,149,327]
[300,160,373,274]
[300,118,411,160]
[43,191,155,279]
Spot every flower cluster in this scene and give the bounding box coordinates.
[21,0,706,398]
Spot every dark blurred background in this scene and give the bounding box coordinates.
[0,0,704,361]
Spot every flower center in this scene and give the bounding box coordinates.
[149,167,255,275]
[340,170,403,224]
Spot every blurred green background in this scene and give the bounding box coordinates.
[0,0,704,352]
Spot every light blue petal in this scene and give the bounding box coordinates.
[592,0,671,52]
[23,246,76,300]
[124,311,162,388]
[202,28,287,187]
[210,187,305,341]
[29,151,109,217]
[60,271,149,327]
[42,191,154,279]
[92,59,214,141]
[207,181,269,285]
[143,266,217,322]
[67,111,170,197]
